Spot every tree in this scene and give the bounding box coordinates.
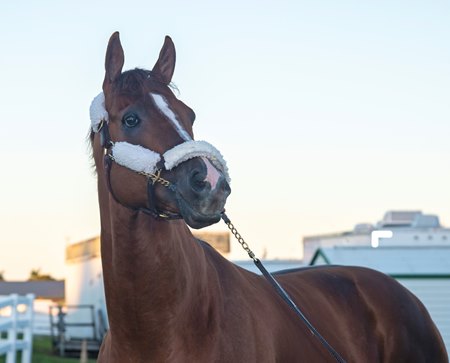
[28,268,56,281]
[0,270,4,281]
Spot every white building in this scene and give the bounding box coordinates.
[303,211,450,263]
[310,245,450,351]
[65,237,106,340]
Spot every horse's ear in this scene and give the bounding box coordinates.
[103,32,124,89]
[152,36,176,85]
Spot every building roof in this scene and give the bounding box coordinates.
[0,281,65,300]
[310,246,450,276]
[304,210,446,241]
[379,211,440,228]
[66,236,100,263]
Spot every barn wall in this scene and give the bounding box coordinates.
[396,277,450,351]
[65,256,107,338]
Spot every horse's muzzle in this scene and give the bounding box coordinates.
[175,158,231,229]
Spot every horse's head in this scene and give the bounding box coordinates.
[91,32,231,229]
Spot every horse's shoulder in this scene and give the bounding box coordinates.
[275,264,392,281]
[275,264,404,297]
[272,264,336,275]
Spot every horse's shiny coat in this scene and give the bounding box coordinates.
[92,32,448,362]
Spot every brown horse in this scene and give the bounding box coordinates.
[90,32,448,362]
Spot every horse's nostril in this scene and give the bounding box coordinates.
[223,180,231,195]
[217,177,231,197]
[194,179,207,190]
[190,170,208,193]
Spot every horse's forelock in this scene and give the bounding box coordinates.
[114,68,179,97]
[115,68,152,95]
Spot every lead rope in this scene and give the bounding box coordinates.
[222,213,347,363]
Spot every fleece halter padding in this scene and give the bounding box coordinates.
[111,142,161,175]
[90,92,230,182]
[90,93,109,133]
[163,140,230,182]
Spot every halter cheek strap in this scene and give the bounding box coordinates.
[99,122,182,220]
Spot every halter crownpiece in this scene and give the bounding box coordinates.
[89,92,231,182]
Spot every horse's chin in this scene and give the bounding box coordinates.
[184,212,221,229]
[176,197,223,229]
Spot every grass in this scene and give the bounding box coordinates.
[0,336,96,363]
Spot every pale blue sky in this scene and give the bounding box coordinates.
[1,1,449,279]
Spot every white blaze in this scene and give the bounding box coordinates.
[150,92,228,187]
[150,93,192,141]
[201,157,221,191]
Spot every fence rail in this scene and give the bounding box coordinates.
[49,304,103,357]
[0,294,34,363]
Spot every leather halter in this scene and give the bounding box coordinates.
[99,121,182,220]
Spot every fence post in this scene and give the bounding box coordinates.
[6,294,18,363]
[80,339,88,363]
[57,306,66,357]
[20,294,34,363]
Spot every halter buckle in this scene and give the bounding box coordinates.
[97,119,105,132]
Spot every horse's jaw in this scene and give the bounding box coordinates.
[176,191,227,229]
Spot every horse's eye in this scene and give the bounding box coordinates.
[122,114,140,128]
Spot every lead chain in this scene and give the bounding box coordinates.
[137,169,171,187]
[222,214,257,261]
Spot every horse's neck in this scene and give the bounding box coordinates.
[99,198,213,347]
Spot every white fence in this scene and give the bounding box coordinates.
[0,294,34,363]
